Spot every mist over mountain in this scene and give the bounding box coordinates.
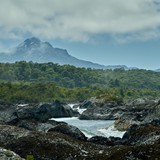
[0,37,129,69]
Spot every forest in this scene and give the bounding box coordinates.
[0,61,160,103]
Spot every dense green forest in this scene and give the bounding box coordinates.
[0,61,160,103]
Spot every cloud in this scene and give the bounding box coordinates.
[0,0,160,42]
[113,29,160,44]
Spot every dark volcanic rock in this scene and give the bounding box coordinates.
[0,102,17,123]
[88,136,121,146]
[104,144,160,160]
[0,101,86,143]
[0,122,160,160]
[48,123,87,141]
[79,98,160,134]
[9,118,62,132]
[14,102,78,122]
[0,101,79,125]
[125,98,158,107]
[0,124,30,146]
[9,117,87,141]
[0,124,107,160]
[79,99,126,120]
[0,101,78,124]
[144,100,160,123]
[114,113,141,131]
[121,120,160,145]
[79,98,159,121]
[6,132,99,160]
[79,97,97,109]
[115,99,160,131]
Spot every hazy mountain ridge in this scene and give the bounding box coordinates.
[155,69,160,72]
[0,37,129,69]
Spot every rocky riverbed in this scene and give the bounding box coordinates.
[0,99,160,159]
[79,98,160,130]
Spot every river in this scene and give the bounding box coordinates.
[51,117,125,138]
[51,103,125,138]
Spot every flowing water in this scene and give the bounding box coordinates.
[51,103,125,138]
[51,117,125,138]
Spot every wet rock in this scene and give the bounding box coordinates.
[79,98,159,121]
[8,115,87,141]
[14,102,78,122]
[48,123,87,141]
[79,100,126,120]
[0,101,79,124]
[79,97,97,109]
[114,114,141,131]
[8,118,62,132]
[0,101,78,125]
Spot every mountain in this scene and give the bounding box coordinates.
[0,37,128,69]
[155,69,160,72]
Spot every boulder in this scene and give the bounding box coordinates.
[8,118,62,132]
[0,147,24,160]
[0,102,17,123]
[79,97,97,109]
[114,99,160,131]
[7,101,78,124]
[114,113,141,131]
[144,101,160,123]
[48,123,87,141]
[79,98,159,121]
[0,124,30,146]
[0,101,79,124]
[8,114,87,141]
[121,120,160,145]
[125,98,159,107]
[79,101,126,120]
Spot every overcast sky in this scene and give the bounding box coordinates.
[0,0,160,69]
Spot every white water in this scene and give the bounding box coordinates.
[68,103,87,114]
[51,103,125,138]
[51,117,125,138]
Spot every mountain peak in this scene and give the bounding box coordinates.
[0,37,132,70]
[17,37,41,50]
[26,37,41,42]
[44,41,53,48]
[24,37,41,47]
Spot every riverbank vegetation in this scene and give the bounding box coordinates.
[0,61,160,103]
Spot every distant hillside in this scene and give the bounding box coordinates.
[0,61,160,90]
[155,69,160,72]
[0,37,129,70]
[0,61,160,102]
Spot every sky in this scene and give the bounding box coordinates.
[0,0,160,69]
